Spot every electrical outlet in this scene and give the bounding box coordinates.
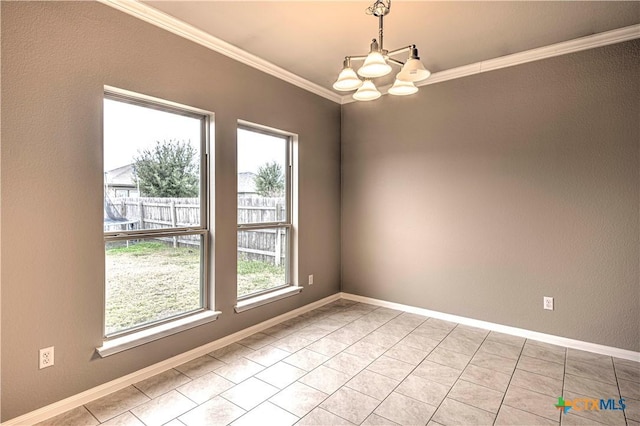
[543,297,554,311]
[39,346,54,369]
[308,274,314,285]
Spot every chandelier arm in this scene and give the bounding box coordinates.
[386,44,415,57]
[387,58,404,67]
[346,55,369,62]
[379,15,384,51]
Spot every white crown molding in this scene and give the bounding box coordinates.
[97,0,343,104]
[341,24,640,104]
[340,292,640,362]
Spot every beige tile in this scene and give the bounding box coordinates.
[176,372,234,404]
[270,381,328,417]
[413,360,462,387]
[395,312,428,327]
[485,331,525,348]
[214,358,264,384]
[346,369,400,401]
[179,396,245,426]
[271,334,312,353]
[359,330,404,349]
[175,355,224,379]
[460,364,511,392]
[503,385,560,421]
[299,365,351,394]
[298,407,355,425]
[560,411,603,425]
[293,325,333,342]
[306,337,349,357]
[367,355,414,381]
[327,327,367,345]
[427,347,473,370]
[131,390,196,426]
[448,380,504,413]
[243,345,289,367]
[620,378,640,399]
[261,323,295,339]
[626,397,640,422]
[209,343,255,363]
[99,411,146,426]
[362,413,400,425]
[163,419,185,426]
[231,401,298,426]
[412,324,451,341]
[313,317,350,332]
[237,332,277,350]
[432,398,496,425]
[377,321,416,338]
[522,341,566,365]
[396,374,450,407]
[451,325,489,341]
[323,351,370,376]
[614,358,640,383]
[565,358,616,385]
[347,318,382,335]
[564,373,619,398]
[495,405,557,425]
[220,377,279,411]
[384,342,429,365]
[400,333,440,352]
[255,361,306,389]
[477,340,522,360]
[374,392,437,425]
[471,351,517,375]
[321,387,380,424]
[517,355,564,379]
[425,318,457,331]
[345,340,387,362]
[36,406,98,426]
[283,348,329,371]
[566,349,613,369]
[134,369,191,399]
[85,385,149,422]
[510,369,563,397]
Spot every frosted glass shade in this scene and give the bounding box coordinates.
[333,67,362,91]
[357,51,392,78]
[353,80,381,101]
[397,58,431,82]
[388,78,418,96]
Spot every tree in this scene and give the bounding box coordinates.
[255,161,285,197]
[133,140,199,197]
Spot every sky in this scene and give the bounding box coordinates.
[104,99,285,175]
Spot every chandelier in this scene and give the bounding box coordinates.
[333,0,431,101]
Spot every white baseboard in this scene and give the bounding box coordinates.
[340,292,640,362]
[5,291,638,425]
[2,293,340,426]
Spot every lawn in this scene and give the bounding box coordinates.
[105,241,285,335]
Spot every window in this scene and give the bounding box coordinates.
[237,125,293,300]
[103,89,211,339]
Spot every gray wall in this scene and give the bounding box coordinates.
[0,2,340,420]
[342,40,639,352]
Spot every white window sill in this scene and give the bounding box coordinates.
[235,286,303,313]
[96,310,222,357]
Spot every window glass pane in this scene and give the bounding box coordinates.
[104,98,202,232]
[105,236,203,336]
[237,227,288,298]
[237,128,287,224]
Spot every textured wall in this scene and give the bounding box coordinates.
[1,2,340,420]
[342,40,639,352]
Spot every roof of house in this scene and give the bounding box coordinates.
[105,164,135,188]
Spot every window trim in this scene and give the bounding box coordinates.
[102,86,214,341]
[236,122,295,302]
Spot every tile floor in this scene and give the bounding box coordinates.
[39,299,640,426]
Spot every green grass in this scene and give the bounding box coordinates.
[105,241,285,334]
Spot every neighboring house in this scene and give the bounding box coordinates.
[238,171,257,195]
[104,163,139,198]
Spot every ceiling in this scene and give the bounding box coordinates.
[143,1,640,94]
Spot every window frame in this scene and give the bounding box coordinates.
[236,123,294,301]
[102,88,212,340]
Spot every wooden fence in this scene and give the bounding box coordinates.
[105,196,286,264]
